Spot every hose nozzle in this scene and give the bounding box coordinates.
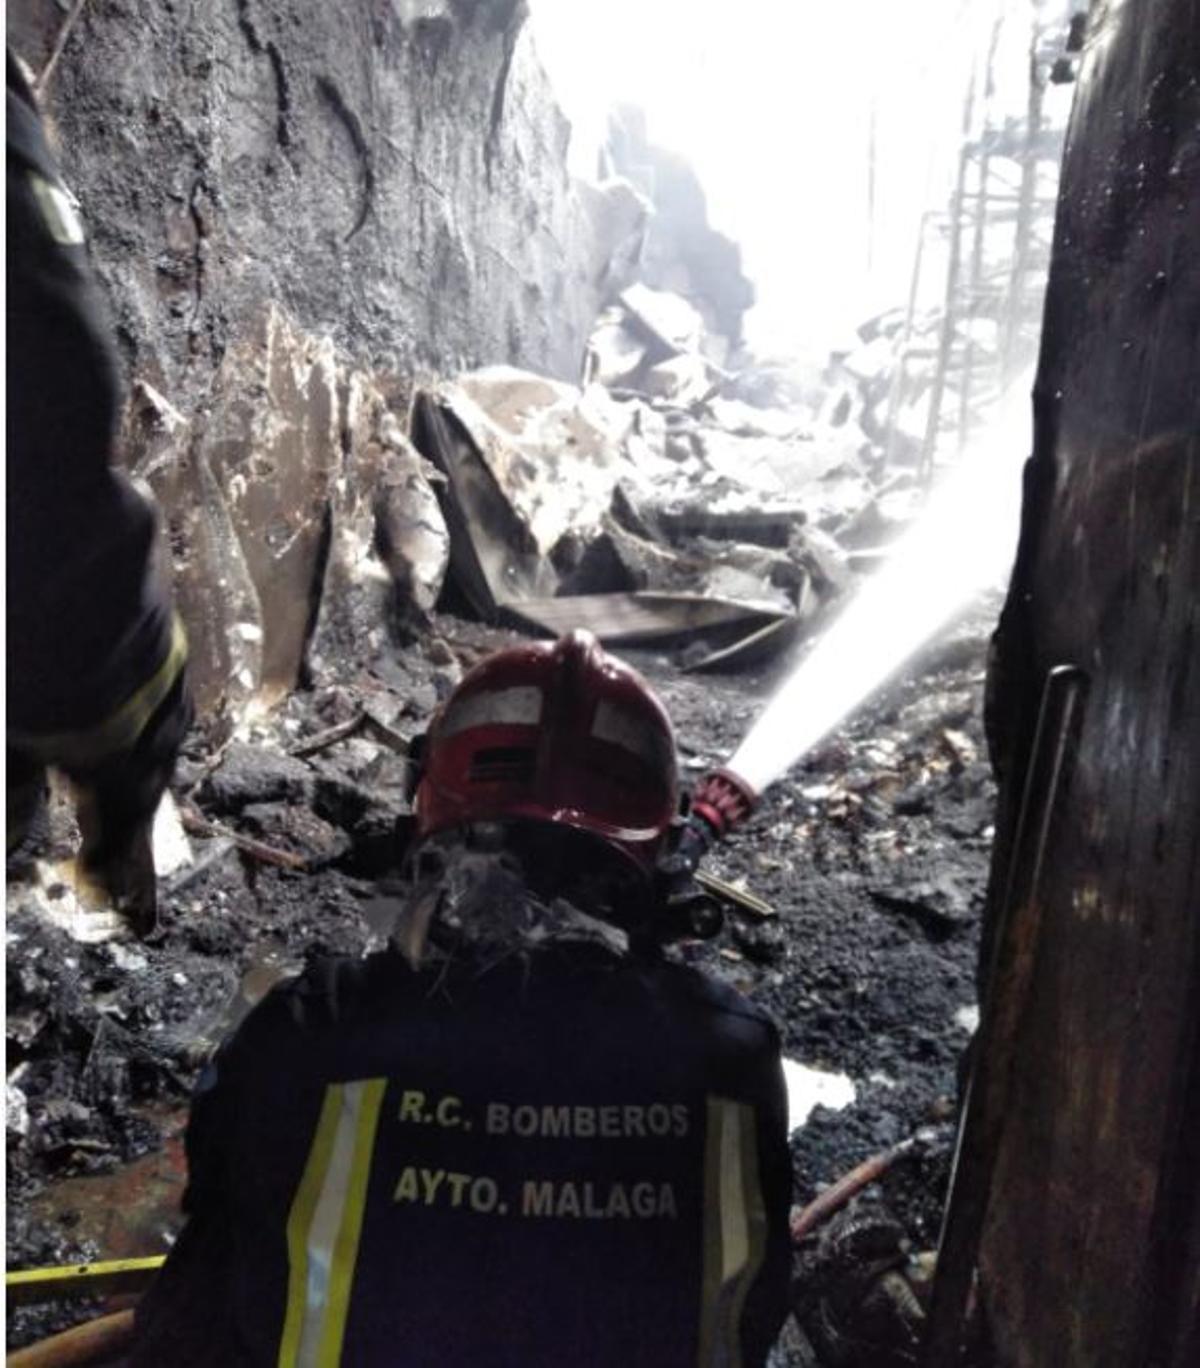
[657,768,759,884]
[650,769,759,942]
[689,768,759,842]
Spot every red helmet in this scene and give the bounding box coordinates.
[414,631,678,879]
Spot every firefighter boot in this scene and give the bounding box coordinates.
[74,783,159,937]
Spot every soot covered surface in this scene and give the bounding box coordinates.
[644,601,994,1239]
[5,598,996,1350]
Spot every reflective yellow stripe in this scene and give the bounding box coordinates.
[277,1079,387,1368]
[29,171,86,245]
[697,1097,768,1368]
[698,1097,726,1366]
[10,613,188,767]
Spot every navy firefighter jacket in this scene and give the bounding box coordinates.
[7,54,184,767]
[132,939,793,1366]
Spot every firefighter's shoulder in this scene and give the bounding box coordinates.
[643,956,783,1044]
[250,949,414,1032]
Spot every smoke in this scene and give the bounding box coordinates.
[727,394,1029,795]
[527,0,1036,351]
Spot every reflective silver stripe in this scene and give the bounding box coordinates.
[698,1098,768,1368]
[279,1079,386,1368]
[717,1103,752,1287]
[297,1084,364,1366]
[591,697,673,769]
[438,684,543,738]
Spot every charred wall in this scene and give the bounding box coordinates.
[9,0,627,396]
[974,0,1200,1362]
[8,0,646,721]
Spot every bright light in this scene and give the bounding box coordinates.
[728,390,1030,795]
[527,1,1044,350]
[522,5,1057,790]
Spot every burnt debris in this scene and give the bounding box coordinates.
[5,3,1027,1358]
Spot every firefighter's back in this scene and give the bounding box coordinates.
[132,940,792,1366]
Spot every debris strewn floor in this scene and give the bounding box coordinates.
[6,595,996,1352]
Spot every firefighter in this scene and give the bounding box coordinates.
[6,51,190,934]
[131,631,793,1366]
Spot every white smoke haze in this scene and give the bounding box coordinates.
[527,3,1063,792]
[528,0,1066,352]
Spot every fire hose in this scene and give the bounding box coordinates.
[5,1258,164,1368]
[4,770,768,1368]
[6,1130,921,1368]
[791,1133,929,1244]
[5,1310,135,1368]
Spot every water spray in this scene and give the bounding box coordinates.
[671,393,1032,878]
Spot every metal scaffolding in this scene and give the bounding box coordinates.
[884,3,1077,479]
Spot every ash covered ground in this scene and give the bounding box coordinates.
[6,597,996,1350]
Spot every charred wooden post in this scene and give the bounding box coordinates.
[930,1,1200,1362]
[923,665,1088,1366]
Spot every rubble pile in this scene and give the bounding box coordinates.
[7,206,998,1360]
[409,284,936,676]
[131,278,941,736]
[6,588,997,1355]
[829,306,950,470]
[602,104,755,368]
